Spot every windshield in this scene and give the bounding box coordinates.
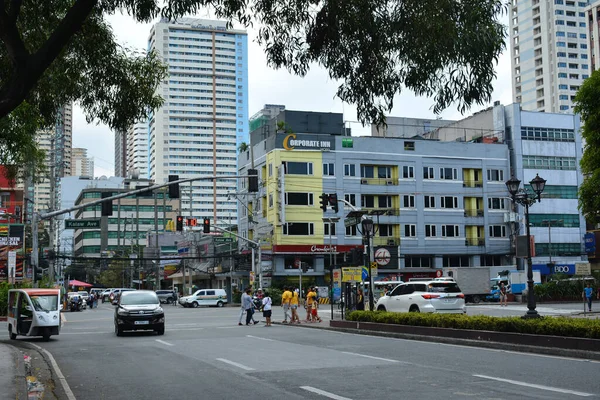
[427,282,462,293]
[120,292,158,305]
[30,295,59,312]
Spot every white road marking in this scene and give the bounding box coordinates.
[246,335,274,341]
[300,386,353,400]
[341,351,403,363]
[473,374,594,397]
[216,358,255,371]
[216,326,240,329]
[29,343,77,400]
[155,339,174,346]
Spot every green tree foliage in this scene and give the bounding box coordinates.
[574,70,600,223]
[1,0,506,178]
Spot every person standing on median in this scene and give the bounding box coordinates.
[262,291,273,327]
[281,286,292,323]
[583,283,594,312]
[241,288,259,326]
[290,287,300,324]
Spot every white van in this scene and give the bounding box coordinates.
[179,289,227,308]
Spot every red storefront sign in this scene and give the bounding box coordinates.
[272,244,362,254]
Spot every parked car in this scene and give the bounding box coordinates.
[77,291,90,301]
[111,289,136,305]
[114,290,164,336]
[375,281,466,314]
[101,289,113,303]
[178,289,227,308]
[156,290,178,304]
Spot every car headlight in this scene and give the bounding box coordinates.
[117,309,129,316]
[153,307,164,314]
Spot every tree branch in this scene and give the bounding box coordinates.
[0,0,98,119]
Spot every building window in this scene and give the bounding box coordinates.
[282,222,314,235]
[324,222,336,236]
[403,195,415,208]
[488,225,507,237]
[423,167,434,179]
[521,127,575,142]
[379,224,393,237]
[534,185,577,199]
[361,165,374,178]
[440,167,458,180]
[283,161,313,175]
[344,194,356,207]
[323,163,335,176]
[378,166,391,179]
[425,224,437,237]
[522,155,576,170]
[361,195,375,208]
[528,213,580,227]
[404,224,416,237]
[268,194,273,208]
[487,169,504,181]
[441,225,459,237]
[488,198,506,209]
[345,225,357,236]
[378,195,392,208]
[285,192,314,206]
[344,164,356,177]
[404,141,415,151]
[440,196,459,209]
[402,166,414,179]
[424,196,436,208]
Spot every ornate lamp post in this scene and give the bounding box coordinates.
[505,173,546,318]
[361,218,375,311]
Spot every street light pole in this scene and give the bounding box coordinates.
[506,174,546,319]
[323,216,340,320]
[361,218,375,311]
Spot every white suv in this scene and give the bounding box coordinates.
[375,280,466,314]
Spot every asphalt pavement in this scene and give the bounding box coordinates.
[1,302,600,400]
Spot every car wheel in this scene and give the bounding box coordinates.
[42,333,50,342]
[472,295,481,304]
[115,324,123,337]
[166,298,173,304]
[409,305,420,313]
[8,327,16,340]
[216,301,224,308]
[156,326,165,335]
[192,301,199,308]
[377,305,386,312]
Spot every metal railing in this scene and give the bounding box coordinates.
[465,238,485,246]
[463,180,484,188]
[373,237,400,246]
[464,209,484,217]
[359,178,398,186]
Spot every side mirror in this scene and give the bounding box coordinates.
[59,304,64,311]
[25,305,33,312]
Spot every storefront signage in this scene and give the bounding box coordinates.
[342,267,362,283]
[0,236,20,246]
[277,133,335,151]
[533,263,575,275]
[584,232,596,253]
[273,244,359,254]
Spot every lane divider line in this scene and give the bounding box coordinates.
[155,339,174,346]
[300,386,353,400]
[29,343,77,400]
[473,374,594,397]
[216,358,255,371]
[246,335,274,342]
[341,351,403,364]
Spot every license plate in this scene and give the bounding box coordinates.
[444,299,452,303]
[134,320,149,325]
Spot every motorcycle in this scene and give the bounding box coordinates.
[252,296,262,311]
[69,295,83,312]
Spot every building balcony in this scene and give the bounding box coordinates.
[465,238,485,246]
[360,178,398,186]
[463,180,483,188]
[464,209,484,217]
[362,207,400,216]
[373,237,400,246]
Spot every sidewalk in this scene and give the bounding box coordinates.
[0,342,27,399]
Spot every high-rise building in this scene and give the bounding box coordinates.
[509,0,591,112]
[147,18,248,226]
[31,103,73,213]
[114,130,127,177]
[71,148,94,177]
[126,121,149,179]
[585,0,600,70]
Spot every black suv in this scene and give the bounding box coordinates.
[155,290,177,304]
[114,290,165,336]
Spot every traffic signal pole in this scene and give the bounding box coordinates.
[31,174,255,284]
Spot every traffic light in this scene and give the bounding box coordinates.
[203,218,210,234]
[248,169,258,192]
[187,218,197,227]
[319,193,328,212]
[176,216,183,232]
[168,175,180,198]
[328,193,339,213]
[101,192,113,216]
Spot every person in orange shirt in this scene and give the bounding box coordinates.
[281,286,292,323]
[290,287,300,324]
[305,287,317,322]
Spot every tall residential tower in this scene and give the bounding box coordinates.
[148,18,248,226]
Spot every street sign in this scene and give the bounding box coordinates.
[374,248,391,265]
[214,237,234,244]
[575,262,591,276]
[65,219,100,229]
[342,267,362,282]
[344,217,361,228]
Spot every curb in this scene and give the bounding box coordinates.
[274,320,600,361]
[4,343,28,400]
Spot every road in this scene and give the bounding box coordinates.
[2,303,600,400]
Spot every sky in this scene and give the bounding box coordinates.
[73,12,513,178]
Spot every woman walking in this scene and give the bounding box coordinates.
[290,287,300,323]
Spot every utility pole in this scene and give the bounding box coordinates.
[154,190,160,290]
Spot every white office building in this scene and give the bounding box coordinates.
[510,0,591,112]
[147,18,248,226]
[126,121,149,179]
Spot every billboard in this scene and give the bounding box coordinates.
[0,225,24,282]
